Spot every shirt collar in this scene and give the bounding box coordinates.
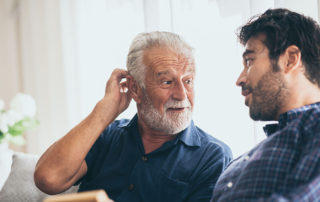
[119,114,201,147]
[177,120,201,147]
[118,114,138,128]
[263,102,320,137]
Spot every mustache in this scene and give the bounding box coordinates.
[165,99,191,108]
[241,84,253,93]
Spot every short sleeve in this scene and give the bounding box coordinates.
[85,134,104,172]
[75,126,111,185]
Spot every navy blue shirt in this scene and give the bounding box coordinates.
[212,102,320,202]
[78,115,232,202]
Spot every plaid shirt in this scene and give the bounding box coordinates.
[212,102,320,202]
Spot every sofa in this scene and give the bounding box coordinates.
[0,152,78,202]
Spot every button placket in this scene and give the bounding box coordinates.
[142,156,148,161]
[128,184,134,191]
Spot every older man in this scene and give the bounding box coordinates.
[212,9,320,201]
[34,31,232,202]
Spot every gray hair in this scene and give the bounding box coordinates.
[126,31,194,88]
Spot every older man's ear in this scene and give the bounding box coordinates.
[126,75,142,104]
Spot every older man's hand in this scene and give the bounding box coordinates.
[96,69,132,120]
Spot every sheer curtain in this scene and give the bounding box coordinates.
[59,0,145,126]
[3,0,146,154]
[1,0,319,157]
[59,0,254,157]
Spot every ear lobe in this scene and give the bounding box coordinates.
[126,75,142,104]
[284,45,301,73]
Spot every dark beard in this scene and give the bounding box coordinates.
[249,68,289,121]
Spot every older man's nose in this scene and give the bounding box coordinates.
[172,81,187,101]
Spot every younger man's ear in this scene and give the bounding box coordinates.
[126,75,142,104]
[284,45,301,73]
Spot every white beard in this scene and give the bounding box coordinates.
[139,92,192,135]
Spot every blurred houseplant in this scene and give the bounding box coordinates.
[0,93,39,146]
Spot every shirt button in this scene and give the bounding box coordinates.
[244,155,250,161]
[227,182,233,188]
[128,184,134,191]
[142,156,148,161]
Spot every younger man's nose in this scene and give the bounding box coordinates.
[236,69,247,87]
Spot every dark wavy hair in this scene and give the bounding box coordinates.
[238,8,320,87]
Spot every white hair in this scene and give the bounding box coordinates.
[126,31,194,88]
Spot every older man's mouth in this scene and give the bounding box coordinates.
[167,107,187,112]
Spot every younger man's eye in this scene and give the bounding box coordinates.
[244,58,253,67]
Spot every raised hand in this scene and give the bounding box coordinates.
[34,69,132,195]
[99,69,132,119]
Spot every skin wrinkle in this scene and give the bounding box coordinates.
[145,52,195,78]
[137,47,195,136]
[139,90,192,135]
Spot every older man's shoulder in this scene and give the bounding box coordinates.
[195,126,232,159]
[99,118,133,139]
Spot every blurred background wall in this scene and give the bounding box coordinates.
[1,0,319,157]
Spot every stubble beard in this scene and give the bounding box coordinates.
[248,67,289,121]
[139,92,192,135]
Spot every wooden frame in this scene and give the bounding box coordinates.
[43,190,113,202]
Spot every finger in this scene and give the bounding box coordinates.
[120,81,127,87]
[126,91,132,101]
[111,69,128,83]
[120,82,128,93]
[124,90,132,104]
[106,69,128,92]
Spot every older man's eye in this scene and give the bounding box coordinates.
[162,80,172,85]
[185,79,193,85]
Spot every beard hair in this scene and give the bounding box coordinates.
[249,67,289,121]
[138,91,192,135]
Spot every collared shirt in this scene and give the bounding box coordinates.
[78,115,232,202]
[212,102,320,202]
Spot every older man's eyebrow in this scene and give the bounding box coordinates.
[157,70,170,76]
[156,66,195,76]
[186,66,195,74]
[242,49,255,58]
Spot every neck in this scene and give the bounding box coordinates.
[137,117,176,154]
[277,78,320,119]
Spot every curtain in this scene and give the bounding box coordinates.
[1,0,146,154]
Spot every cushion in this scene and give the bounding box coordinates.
[0,152,78,202]
[0,144,13,191]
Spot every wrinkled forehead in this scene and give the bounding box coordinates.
[143,47,195,74]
